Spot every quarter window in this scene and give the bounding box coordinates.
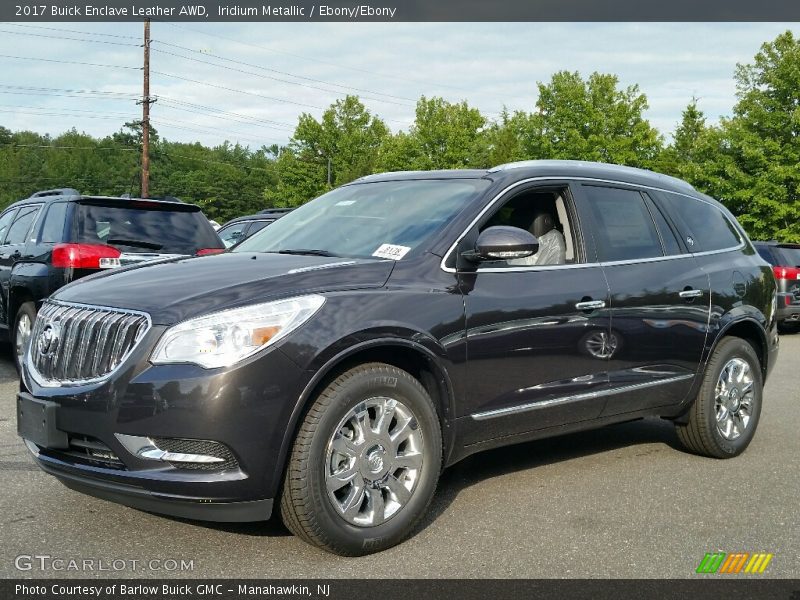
[661,194,741,252]
[39,202,68,243]
[583,186,663,262]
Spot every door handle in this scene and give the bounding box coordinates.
[679,289,703,299]
[575,300,606,311]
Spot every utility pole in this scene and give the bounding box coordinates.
[138,19,153,198]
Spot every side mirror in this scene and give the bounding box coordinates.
[466,226,539,262]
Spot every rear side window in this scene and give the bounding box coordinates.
[5,205,41,245]
[661,194,742,252]
[583,186,663,262]
[40,202,68,243]
[73,203,222,254]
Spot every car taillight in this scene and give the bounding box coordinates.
[52,243,121,269]
[772,266,800,280]
[196,248,225,256]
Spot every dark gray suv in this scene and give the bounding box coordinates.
[17,161,779,555]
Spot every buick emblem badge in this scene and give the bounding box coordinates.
[37,323,61,357]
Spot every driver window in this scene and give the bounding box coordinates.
[480,188,576,267]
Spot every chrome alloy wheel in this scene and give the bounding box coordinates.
[15,313,32,362]
[325,397,424,527]
[714,358,755,441]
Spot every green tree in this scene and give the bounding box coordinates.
[377,96,487,171]
[685,31,800,241]
[657,98,710,180]
[265,95,388,207]
[526,71,663,167]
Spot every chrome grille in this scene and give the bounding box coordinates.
[28,301,150,385]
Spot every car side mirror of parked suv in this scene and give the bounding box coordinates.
[465,226,540,262]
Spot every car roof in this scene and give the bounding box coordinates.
[351,160,697,195]
[9,190,199,211]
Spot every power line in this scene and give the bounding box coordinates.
[151,39,418,104]
[0,84,295,131]
[0,28,141,47]
[150,70,324,111]
[0,143,138,151]
[4,23,140,40]
[150,46,414,108]
[0,54,140,71]
[159,21,487,98]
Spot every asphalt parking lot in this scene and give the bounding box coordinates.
[0,336,797,579]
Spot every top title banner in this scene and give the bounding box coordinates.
[3,0,800,21]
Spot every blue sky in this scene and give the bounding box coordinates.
[0,22,797,148]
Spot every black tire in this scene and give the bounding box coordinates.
[280,362,442,555]
[675,337,763,458]
[12,301,37,373]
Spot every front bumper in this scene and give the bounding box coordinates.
[29,440,273,522]
[19,327,307,522]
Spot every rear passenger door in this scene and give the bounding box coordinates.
[0,204,41,324]
[574,184,710,415]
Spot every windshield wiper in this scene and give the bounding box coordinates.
[277,249,338,257]
[106,238,163,251]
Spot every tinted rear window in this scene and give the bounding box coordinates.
[73,203,222,254]
[774,246,800,267]
[661,194,741,252]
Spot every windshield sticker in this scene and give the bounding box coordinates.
[335,200,356,206]
[373,244,411,260]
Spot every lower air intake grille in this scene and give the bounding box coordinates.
[40,434,125,470]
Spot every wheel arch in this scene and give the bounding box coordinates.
[711,317,769,382]
[271,338,459,494]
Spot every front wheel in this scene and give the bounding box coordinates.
[280,363,442,555]
[13,301,37,372]
[675,337,763,458]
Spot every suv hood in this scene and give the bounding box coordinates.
[53,252,394,325]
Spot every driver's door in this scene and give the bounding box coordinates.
[457,182,613,444]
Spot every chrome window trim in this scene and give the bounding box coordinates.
[25,299,152,389]
[470,373,695,421]
[440,176,744,274]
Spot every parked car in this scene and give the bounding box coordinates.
[17,162,778,556]
[217,208,293,248]
[0,188,224,369]
[752,241,800,331]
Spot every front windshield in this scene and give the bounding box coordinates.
[233,178,489,259]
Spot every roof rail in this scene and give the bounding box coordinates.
[259,208,293,214]
[30,188,80,198]
[488,160,696,193]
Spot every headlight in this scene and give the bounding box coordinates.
[151,295,325,368]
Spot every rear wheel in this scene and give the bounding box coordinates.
[280,362,442,555]
[12,301,36,372]
[675,337,762,458]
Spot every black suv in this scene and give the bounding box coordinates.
[217,208,293,248]
[752,241,800,330]
[17,162,778,556]
[0,188,224,368]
